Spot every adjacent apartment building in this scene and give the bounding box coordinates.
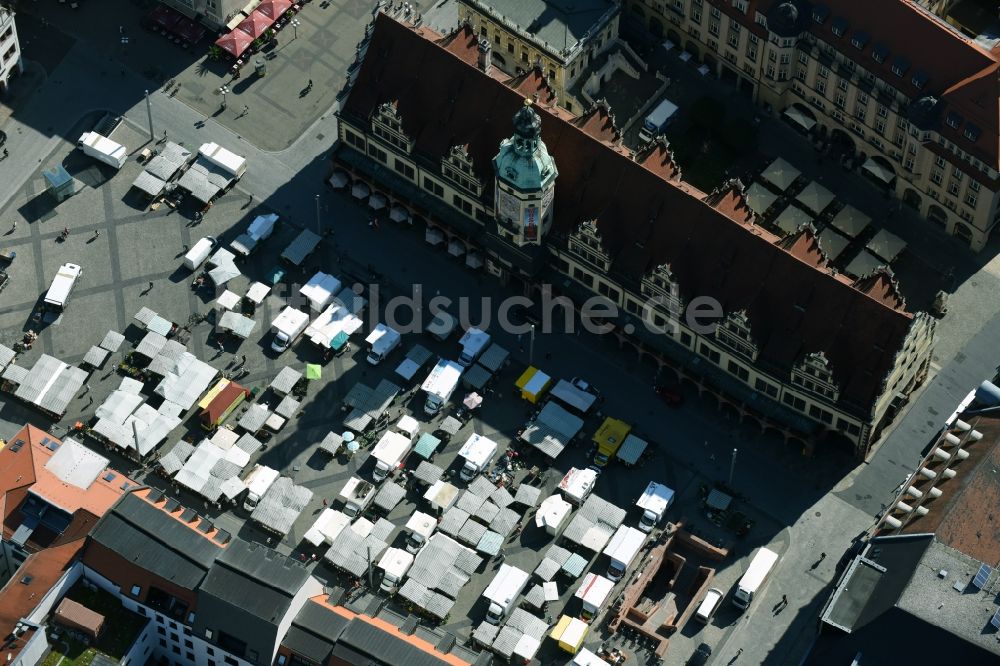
[333,11,936,459]
[626,0,1000,250]
[0,425,137,664]
[160,0,245,30]
[456,0,621,111]
[0,6,23,95]
[813,379,1000,663]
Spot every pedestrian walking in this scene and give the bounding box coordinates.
[322,498,328,507]
[10,220,15,232]
[147,281,154,291]
[736,648,743,657]
[781,594,787,606]
[2,148,8,158]
[307,79,313,87]
[820,552,826,561]
[93,230,100,239]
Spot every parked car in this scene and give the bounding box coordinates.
[688,643,712,665]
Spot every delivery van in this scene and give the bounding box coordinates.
[183,237,217,271]
[732,547,779,610]
[43,263,83,311]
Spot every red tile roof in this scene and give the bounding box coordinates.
[343,14,918,413]
[803,0,999,168]
[0,539,84,661]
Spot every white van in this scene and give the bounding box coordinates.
[44,263,83,311]
[183,237,216,271]
[733,547,779,610]
[695,588,724,623]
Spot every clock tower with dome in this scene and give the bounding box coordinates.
[492,99,558,247]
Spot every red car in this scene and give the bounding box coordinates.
[654,384,683,406]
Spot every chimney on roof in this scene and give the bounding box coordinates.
[477,38,492,75]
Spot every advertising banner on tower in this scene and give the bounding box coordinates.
[524,206,538,240]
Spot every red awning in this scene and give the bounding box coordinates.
[256,0,293,20]
[236,10,274,39]
[148,4,182,31]
[215,29,254,58]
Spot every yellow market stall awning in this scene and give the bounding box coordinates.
[550,614,589,654]
[515,366,552,404]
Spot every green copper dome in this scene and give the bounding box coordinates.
[493,99,558,194]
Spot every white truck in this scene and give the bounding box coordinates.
[370,416,419,483]
[421,359,463,415]
[603,525,647,581]
[230,213,278,257]
[299,272,342,312]
[183,237,216,270]
[378,547,415,593]
[482,564,530,624]
[732,547,779,610]
[404,511,437,553]
[270,306,310,353]
[78,131,127,169]
[558,467,598,505]
[575,573,616,620]
[199,142,247,179]
[636,481,675,533]
[366,323,402,365]
[339,476,377,518]
[44,263,83,311]
[637,97,679,143]
[457,327,491,367]
[457,433,499,481]
[242,464,280,511]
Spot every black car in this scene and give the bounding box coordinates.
[688,643,712,665]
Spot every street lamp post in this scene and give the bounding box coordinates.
[291,18,301,40]
[219,84,229,110]
[729,448,738,487]
[314,194,321,234]
[529,323,535,365]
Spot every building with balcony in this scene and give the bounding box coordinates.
[0,7,23,95]
[813,378,1000,663]
[625,0,1000,250]
[456,0,621,111]
[333,10,936,459]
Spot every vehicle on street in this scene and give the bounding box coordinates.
[558,467,598,505]
[183,237,217,270]
[732,547,779,610]
[43,263,83,311]
[370,416,419,482]
[694,588,724,624]
[378,547,414,594]
[78,131,127,169]
[575,572,616,620]
[457,433,499,481]
[366,323,402,365]
[638,97,679,143]
[338,476,376,518]
[421,359,463,415]
[688,643,712,665]
[593,417,632,466]
[404,511,437,553]
[636,481,675,532]
[482,564,530,624]
[457,327,491,367]
[230,213,278,257]
[603,525,647,581]
[242,464,280,512]
[270,306,310,353]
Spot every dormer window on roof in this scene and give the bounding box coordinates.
[851,31,869,49]
[871,43,889,63]
[831,17,848,37]
[812,5,829,24]
[964,123,981,142]
[891,55,909,77]
[911,70,928,89]
[945,112,963,129]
